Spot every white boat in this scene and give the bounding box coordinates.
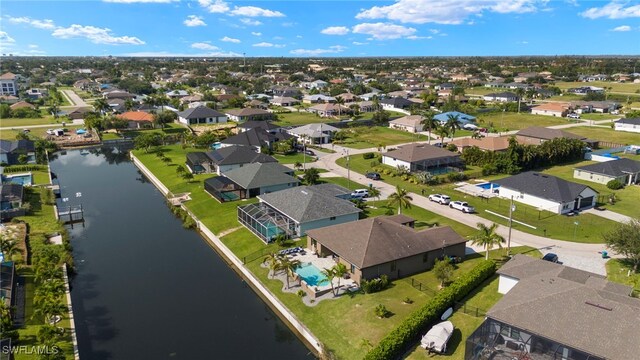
[420,320,454,354]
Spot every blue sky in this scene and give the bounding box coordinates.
[1,0,639,57]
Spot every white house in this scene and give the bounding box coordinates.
[177,106,227,125]
[494,172,598,214]
[574,158,640,186]
[0,73,18,96]
[382,144,462,173]
[483,92,518,102]
[287,123,340,144]
[614,118,640,134]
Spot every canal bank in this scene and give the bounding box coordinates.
[130,153,323,356]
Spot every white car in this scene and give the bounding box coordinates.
[449,201,475,213]
[428,194,451,205]
[462,123,478,131]
[567,113,580,119]
[351,189,369,199]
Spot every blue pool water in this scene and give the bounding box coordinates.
[295,263,329,287]
[476,182,499,190]
[2,174,33,186]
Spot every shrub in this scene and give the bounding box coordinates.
[364,260,496,360]
[361,275,390,294]
[606,179,624,190]
[297,290,306,298]
[363,152,375,160]
[447,172,468,182]
[375,304,391,318]
[370,160,381,167]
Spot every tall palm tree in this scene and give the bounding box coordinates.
[124,98,135,111]
[387,185,413,214]
[332,263,348,296]
[334,96,345,117]
[279,257,301,289]
[436,127,449,143]
[445,114,461,142]
[372,95,380,111]
[471,223,506,260]
[515,88,525,113]
[93,98,111,115]
[420,110,439,145]
[264,253,283,277]
[368,186,381,202]
[321,267,336,295]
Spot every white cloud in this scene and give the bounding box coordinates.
[0,31,16,49]
[252,42,285,48]
[28,44,38,48]
[124,50,241,57]
[103,0,177,3]
[221,36,240,43]
[352,41,369,45]
[184,15,206,27]
[429,29,440,34]
[230,6,285,17]
[290,45,346,56]
[52,25,145,45]
[407,35,431,40]
[296,35,303,38]
[352,22,416,40]
[356,0,539,24]
[321,26,350,35]
[198,0,230,13]
[611,25,631,32]
[251,32,262,36]
[281,22,295,27]
[581,1,640,19]
[7,16,56,30]
[273,36,284,40]
[191,42,219,50]
[240,18,262,26]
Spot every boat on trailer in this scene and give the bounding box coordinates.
[420,320,454,354]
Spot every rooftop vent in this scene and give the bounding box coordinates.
[585,301,613,311]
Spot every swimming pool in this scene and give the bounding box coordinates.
[295,263,329,287]
[476,182,499,190]
[2,173,33,186]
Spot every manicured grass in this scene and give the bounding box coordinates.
[564,126,640,146]
[119,123,188,140]
[579,113,619,121]
[320,176,367,191]
[0,126,84,140]
[101,132,123,140]
[555,81,640,94]
[465,87,503,96]
[336,155,616,243]
[475,112,571,132]
[539,159,640,218]
[606,259,640,291]
[0,116,63,128]
[336,126,428,149]
[274,152,317,164]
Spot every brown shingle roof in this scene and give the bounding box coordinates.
[451,136,510,151]
[306,216,466,269]
[116,111,154,122]
[516,126,585,141]
[383,143,459,163]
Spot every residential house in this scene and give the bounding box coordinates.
[103,90,135,100]
[9,101,35,110]
[25,88,48,100]
[515,127,597,147]
[434,111,476,125]
[483,92,519,102]
[451,137,511,152]
[166,90,189,98]
[220,128,292,152]
[567,86,604,95]
[306,215,466,284]
[0,261,16,308]
[574,158,640,186]
[0,184,25,220]
[335,93,358,103]
[185,145,277,174]
[303,94,336,104]
[307,103,349,117]
[287,123,340,144]
[382,143,463,173]
[180,94,202,105]
[466,254,640,360]
[308,80,329,90]
[0,95,19,104]
[65,107,92,120]
[0,73,18,96]
[614,118,640,133]
[204,162,299,202]
[0,140,36,165]
[270,97,300,107]
[178,106,227,125]
[237,120,281,133]
[493,172,598,214]
[116,111,155,129]
[389,115,424,133]
[530,102,571,117]
[225,108,273,122]
[380,97,416,111]
[238,184,361,243]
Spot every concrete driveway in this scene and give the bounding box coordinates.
[61,89,90,108]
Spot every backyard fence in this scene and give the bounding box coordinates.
[242,246,279,265]
[598,141,628,149]
[407,278,438,297]
[453,301,487,318]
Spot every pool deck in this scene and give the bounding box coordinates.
[455,181,499,198]
[289,250,358,296]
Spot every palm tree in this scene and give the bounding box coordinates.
[181,172,194,183]
[124,98,135,111]
[294,161,303,171]
[444,114,461,142]
[335,96,345,117]
[436,127,449,142]
[368,186,381,202]
[279,257,301,289]
[372,95,380,111]
[0,237,21,261]
[515,88,525,113]
[92,98,110,115]
[471,222,506,260]
[387,185,413,214]
[303,167,320,185]
[321,267,336,295]
[264,253,283,277]
[420,110,439,145]
[332,263,348,296]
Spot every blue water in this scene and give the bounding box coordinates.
[476,182,499,190]
[2,174,33,186]
[295,263,329,286]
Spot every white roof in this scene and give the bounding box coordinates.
[288,123,340,138]
[420,321,454,352]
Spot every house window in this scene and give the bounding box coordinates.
[330,216,336,220]
[390,261,397,272]
[422,253,429,263]
[350,264,355,273]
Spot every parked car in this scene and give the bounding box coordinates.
[542,253,559,263]
[611,110,619,115]
[449,201,475,213]
[463,123,478,131]
[567,113,580,119]
[428,194,451,205]
[304,149,315,156]
[365,172,381,180]
[351,189,369,199]
[433,142,445,148]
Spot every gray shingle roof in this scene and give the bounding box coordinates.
[221,128,291,147]
[206,145,277,166]
[0,139,35,154]
[222,162,299,189]
[490,255,639,359]
[616,117,640,125]
[306,216,466,268]
[493,171,597,203]
[383,143,460,163]
[178,106,226,119]
[516,126,585,141]
[576,158,640,177]
[237,121,280,131]
[258,185,361,223]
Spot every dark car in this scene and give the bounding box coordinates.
[542,253,559,263]
[303,149,315,156]
[365,172,381,180]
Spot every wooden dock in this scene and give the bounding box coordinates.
[56,205,85,227]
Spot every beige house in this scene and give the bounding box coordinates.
[389,115,424,133]
[574,158,640,185]
[530,102,571,117]
[306,215,466,284]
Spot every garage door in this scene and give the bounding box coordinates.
[579,196,594,208]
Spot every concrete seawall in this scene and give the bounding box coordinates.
[130,153,323,356]
[62,265,80,360]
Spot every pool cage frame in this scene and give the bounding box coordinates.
[238,203,295,243]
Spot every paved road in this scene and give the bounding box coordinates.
[61,89,90,108]
[311,142,613,275]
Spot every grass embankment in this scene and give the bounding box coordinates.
[336,127,429,149]
[337,155,616,243]
[134,145,542,360]
[475,112,570,132]
[554,81,640,94]
[566,126,640,146]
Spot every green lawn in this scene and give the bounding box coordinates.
[475,112,571,132]
[0,126,84,140]
[274,152,317,164]
[555,81,640,94]
[564,126,640,146]
[606,259,640,292]
[337,155,616,243]
[119,123,188,140]
[465,87,503,96]
[272,110,407,127]
[101,132,123,140]
[336,126,428,149]
[579,113,619,121]
[0,116,64,128]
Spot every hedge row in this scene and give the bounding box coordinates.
[2,164,49,173]
[364,260,496,360]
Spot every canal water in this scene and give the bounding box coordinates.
[51,147,311,360]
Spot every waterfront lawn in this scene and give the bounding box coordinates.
[563,126,640,146]
[554,81,640,94]
[474,112,571,132]
[336,126,428,149]
[336,155,615,243]
[0,126,84,140]
[274,152,317,164]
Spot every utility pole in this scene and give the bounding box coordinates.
[344,148,351,190]
[507,195,514,256]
